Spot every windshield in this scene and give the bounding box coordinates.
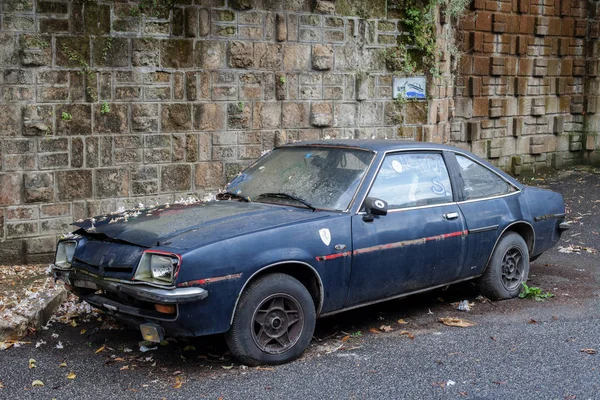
[226,147,375,211]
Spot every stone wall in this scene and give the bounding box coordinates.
[453,0,600,172]
[0,0,598,263]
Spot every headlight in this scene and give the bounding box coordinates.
[133,252,180,286]
[54,241,78,269]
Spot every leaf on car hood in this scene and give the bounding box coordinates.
[439,317,477,328]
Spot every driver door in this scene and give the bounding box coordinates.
[345,151,467,307]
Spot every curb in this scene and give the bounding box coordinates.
[0,285,67,341]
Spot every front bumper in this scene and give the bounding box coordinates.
[51,265,207,304]
[51,265,208,333]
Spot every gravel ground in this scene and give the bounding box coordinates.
[0,167,598,399]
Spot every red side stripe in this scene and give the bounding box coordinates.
[316,230,468,261]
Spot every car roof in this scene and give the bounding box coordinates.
[281,139,524,189]
[282,139,463,153]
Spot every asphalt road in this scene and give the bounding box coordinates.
[1,167,599,399]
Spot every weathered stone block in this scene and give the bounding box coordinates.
[7,221,38,238]
[39,153,69,169]
[93,37,129,68]
[56,105,92,136]
[196,41,226,69]
[194,162,224,188]
[229,41,254,69]
[276,13,287,41]
[94,104,128,134]
[284,44,312,71]
[228,102,252,129]
[160,164,192,192]
[312,44,333,70]
[282,102,310,128]
[253,102,282,129]
[23,172,53,203]
[0,174,23,205]
[310,102,332,127]
[161,104,192,132]
[161,39,194,69]
[254,43,282,69]
[95,168,129,198]
[333,102,357,127]
[0,105,21,136]
[56,170,92,201]
[194,103,226,131]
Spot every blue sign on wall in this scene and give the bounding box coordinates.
[393,76,427,99]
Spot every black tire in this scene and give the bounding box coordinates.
[479,232,530,300]
[225,273,316,366]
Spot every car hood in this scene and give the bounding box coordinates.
[72,201,334,249]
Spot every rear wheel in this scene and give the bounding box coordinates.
[225,273,316,366]
[479,232,529,300]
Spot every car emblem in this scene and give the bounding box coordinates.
[319,228,331,246]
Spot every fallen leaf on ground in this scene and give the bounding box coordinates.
[492,380,507,385]
[581,348,597,355]
[439,317,476,328]
[397,319,408,325]
[221,365,234,370]
[70,320,78,327]
[59,362,67,368]
[255,366,274,371]
[67,372,76,380]
[528,319,538,324]
[341,335,350,342]
[0,380,3,389]
[379,325,393,332]
[80,329,87,335]
[400,330,415,340]
[369,328,380,334]
[32,380,44,387]
[120,365,130,371]
[173,376,184,389]
[95,345,105,354]
[28,358,36,369]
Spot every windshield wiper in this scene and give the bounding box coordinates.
[216,191,250,202]
[256,193,316,211]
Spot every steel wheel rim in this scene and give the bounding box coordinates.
[251,293,304,355]
[501,246,525,291]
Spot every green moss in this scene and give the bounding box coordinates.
[215,10,236,21]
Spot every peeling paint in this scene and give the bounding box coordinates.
[316,230,468,261]
[178,273,243,287]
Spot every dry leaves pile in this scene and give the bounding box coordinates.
[0,265,53,314]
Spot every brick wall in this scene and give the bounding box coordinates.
[453,0,600,172]
[0,0,598,263]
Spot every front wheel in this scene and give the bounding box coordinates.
[225,273,316,366]
[479,232,530,300]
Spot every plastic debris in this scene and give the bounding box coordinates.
[457,300,472,312]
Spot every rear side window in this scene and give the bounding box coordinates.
[455,155,514,200]
[368,152,453,210]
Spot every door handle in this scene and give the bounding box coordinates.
[443,212,459,220]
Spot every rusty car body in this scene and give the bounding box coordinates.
[51,140,568,365]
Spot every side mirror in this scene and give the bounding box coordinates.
[364,197,388,217]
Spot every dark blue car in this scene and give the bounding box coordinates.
[51,140,568,365]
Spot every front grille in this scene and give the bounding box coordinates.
[72,239,145,280]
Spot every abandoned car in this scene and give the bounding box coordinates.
[51,140,568,365]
